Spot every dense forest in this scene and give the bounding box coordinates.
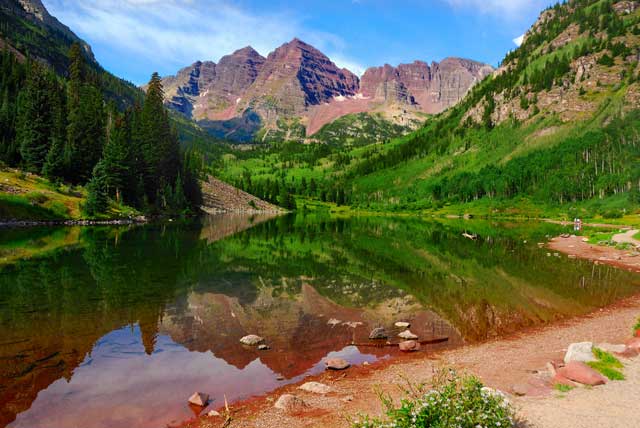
[0,44,202,215]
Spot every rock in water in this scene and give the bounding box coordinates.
[274,394,308,413]
[399,340,420,352]
[188,392,209,407]
[398,330,418,340]
[564,342,595,363]
[298,382,331,394]
[240,335,264,346]
[207,410,221,417]
[369,327,388,340]
[557,362,607,386]
[325,358,350,370]
[258,344,270,350]
[394,321,410,328]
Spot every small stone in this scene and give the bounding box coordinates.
[394,321,410,328]
[398,330,418,340]
[564,342,595,364]
[240,335,264,346]
[299,382,331,394]
[327,318,341,327]
[274,394,308,413]
[363,361,370,366]
[276,375,285,381]
[399,340,421,352]
[258,344,270,350]
[546,362,557,377]
[369,327,388,340]
[557,362,607,386]
[342,395,354,402]
[511,383,529,396]
[188,392,209,407]
[207,410,221,417]
[325,358,350,370]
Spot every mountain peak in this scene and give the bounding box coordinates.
[232,46,262,57]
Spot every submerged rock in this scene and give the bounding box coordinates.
[274,394,308,413]
[398,330,418,340]
[258,344,270,351]
[564,342,595,363]
[558,362,607,386]
[240,335,264,346]
[369,327,388,340]
[399,340,420,352]
[299,382,331,394]
[188,392,209,407]
[325,358,350,370]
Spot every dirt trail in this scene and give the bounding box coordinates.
[186,294,640,428]
[548,235,640,273]
[612,229,640,246]
[518,357,640,428]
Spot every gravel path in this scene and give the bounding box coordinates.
[612,229,640,246]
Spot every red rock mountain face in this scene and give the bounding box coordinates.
[159,38,493,139]
[360,58,494,113]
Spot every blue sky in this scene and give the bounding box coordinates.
[43,0,553,85]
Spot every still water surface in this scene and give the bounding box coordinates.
[1,214,638,428]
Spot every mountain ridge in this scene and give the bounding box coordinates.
[158,38,493,142]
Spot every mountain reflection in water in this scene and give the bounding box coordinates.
[1,214,638,428]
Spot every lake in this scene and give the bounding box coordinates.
[1,214,639,428]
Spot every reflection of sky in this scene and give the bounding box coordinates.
[9,325,379,428]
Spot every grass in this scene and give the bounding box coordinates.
[634,231,640,241]
[554,384,574,393]
[0,168,140,221]
[588,348,625,381]
[634,317,640,333]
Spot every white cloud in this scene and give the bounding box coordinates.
[42,0,363,83]
[513,34,525,46]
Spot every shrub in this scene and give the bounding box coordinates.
[634,317,640,333]
[352,371,515,428]
[588,348,625,380]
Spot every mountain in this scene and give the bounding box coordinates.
[160,39,493,142]
[220,0,640,219]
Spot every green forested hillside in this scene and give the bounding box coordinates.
[221,0,640,220]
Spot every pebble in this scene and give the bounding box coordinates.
[240,335,264,346]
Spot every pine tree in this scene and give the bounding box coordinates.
[16,62,55,172]
[84,163,108,215]
[100,113,131,203]
[66,43,105,183]
[43,83,67,181]
[139,72,181,205]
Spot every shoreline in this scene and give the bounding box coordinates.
[180,234,640,428]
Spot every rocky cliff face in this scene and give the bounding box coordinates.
[360,58,494,113]
[160,39,492,140]
[241,38,359,118]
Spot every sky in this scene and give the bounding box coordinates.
[42,0,553,85]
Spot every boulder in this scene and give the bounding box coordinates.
[398,330,418,340]
[564,342,596,364]
[298,382,331,394]
[274,394,308,413]
[557,362,607,386]
[596,343,627,354]
[399,340,421,352]
[626,337,640,352]
[240,335,264,346]
[369,327,388,340]
[552,374,577,388]
[325,358,350,370]
[394,321,411,329]
[188,392,209,407]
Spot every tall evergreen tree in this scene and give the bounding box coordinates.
[66,43,105,183]
[16,62,56,172]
